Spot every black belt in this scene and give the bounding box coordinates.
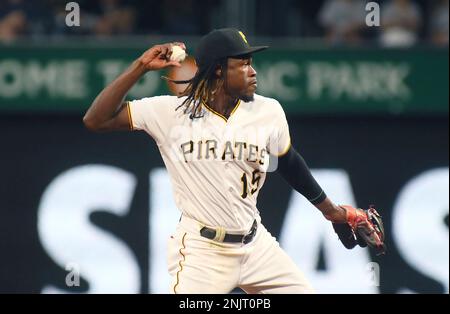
[200,220,258,244]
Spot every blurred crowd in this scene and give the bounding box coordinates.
[0,0,448,46]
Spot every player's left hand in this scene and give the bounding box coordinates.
[332,205,386,255]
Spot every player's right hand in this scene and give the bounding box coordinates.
[137,42,186,71]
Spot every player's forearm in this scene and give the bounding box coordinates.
[315,197,347,223]
[83,60,147,130]
[277,147,326,204]
[277,147,347,223]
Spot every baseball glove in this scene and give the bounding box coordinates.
[332,205,386,255]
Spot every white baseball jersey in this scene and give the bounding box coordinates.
[127,94,291,232]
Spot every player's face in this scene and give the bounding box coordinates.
[225,56,257,102]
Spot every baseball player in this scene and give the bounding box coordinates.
[83,28,385,293]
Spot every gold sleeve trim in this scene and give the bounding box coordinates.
[276,139,292,157]
[126,101,134,131]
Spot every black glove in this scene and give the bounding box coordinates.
[333,205,386,255]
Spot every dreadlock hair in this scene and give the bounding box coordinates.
[162,59,227,119]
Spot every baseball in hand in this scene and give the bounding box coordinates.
[170,45,187,63]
